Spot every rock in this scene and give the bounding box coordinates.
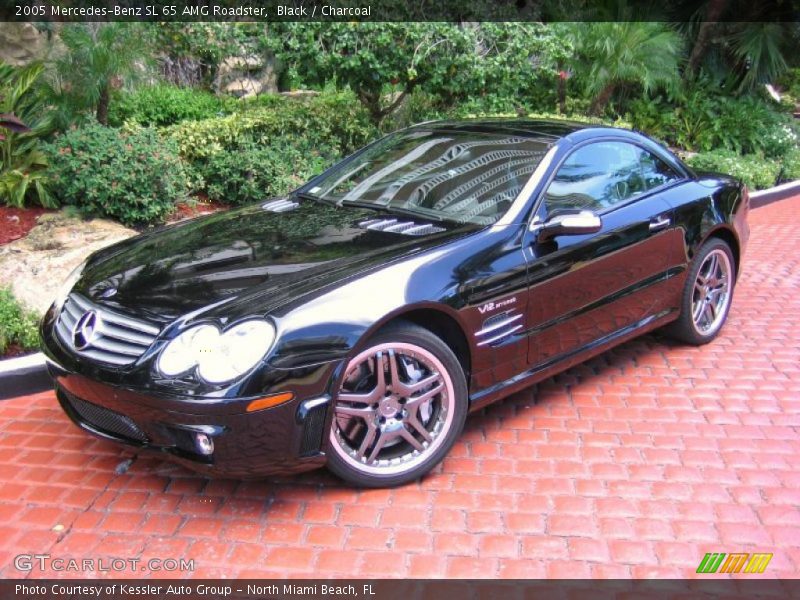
[224,78,263,98]
[0,211,137,315]
[0,23,61,66]
[280,90,321,98]
[214,51,279,98]
[220,55,263,71]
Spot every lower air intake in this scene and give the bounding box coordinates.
[62,390,147,443]
[299,401,328,456]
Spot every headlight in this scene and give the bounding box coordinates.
[157,319,276,384]
[53,259,88,310]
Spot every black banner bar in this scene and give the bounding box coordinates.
[2,0,799,22]
[2,579,800,600]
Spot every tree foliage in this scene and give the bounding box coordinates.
[47,23,154,126]
[681,1,795,93]
[0,62,55,208]
[566,22,683,115]
[267,23,572,124]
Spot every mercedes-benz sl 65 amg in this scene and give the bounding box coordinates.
[41,119,749,487]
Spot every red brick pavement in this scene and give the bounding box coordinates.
[1,196,798,580]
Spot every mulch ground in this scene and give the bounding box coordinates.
[0,206,52,246]
[167,198,229,223]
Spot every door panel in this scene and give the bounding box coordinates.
[524,140,687,367]
[525,193,681,366]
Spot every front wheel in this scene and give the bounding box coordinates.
[326,322,468,488]
[665,238,736,345]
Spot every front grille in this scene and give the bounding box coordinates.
[55,293,160,366]
[62,391,147,443]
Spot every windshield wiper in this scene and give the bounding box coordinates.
[294,191,331,204]
[295,192,449,223]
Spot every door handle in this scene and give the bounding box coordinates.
[649,216,671,232]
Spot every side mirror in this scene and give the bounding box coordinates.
[531,210,602,242]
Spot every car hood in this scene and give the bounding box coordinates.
[75,199,474,323]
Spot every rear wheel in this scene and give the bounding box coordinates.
[665,238,735,345]
[326,322,467,487]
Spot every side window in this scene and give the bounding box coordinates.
[544,141,681,215]
[639,148,681,190]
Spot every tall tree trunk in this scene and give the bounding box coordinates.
[687,0,729,76]
[589,83,615,116]
[358,89,384,126]
[359,86,412,126]
[96,85,110,125]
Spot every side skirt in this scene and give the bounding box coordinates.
[467,309,678,413]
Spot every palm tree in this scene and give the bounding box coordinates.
[48,23,153,125]
[0,62,55,208]
[685,0,729,76]
[728,23,789,93]
[567,22,683,115]
[681,1,793,93]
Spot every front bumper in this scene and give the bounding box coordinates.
[42,315,340,479]
[50,366,331,478]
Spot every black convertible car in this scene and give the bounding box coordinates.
[41,119,749,487]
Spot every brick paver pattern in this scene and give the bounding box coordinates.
[1,196,798,579]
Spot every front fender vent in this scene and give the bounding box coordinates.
[358,218,445,236]
[475,311,524,347]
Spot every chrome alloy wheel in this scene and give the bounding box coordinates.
[329,342,455,476]
[691,248,733,336]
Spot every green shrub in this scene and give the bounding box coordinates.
[780,148,800,182]
[166,90,376,161]
[0,288,39,355]
[778,67,800,100]
[686,150,781,190]
[761,120,800,159]
[198,136,339,205]
[108,84,237,127]
[628,89,790,156]
[44,124,191,226]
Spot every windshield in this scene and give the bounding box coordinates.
[307,128,551,225]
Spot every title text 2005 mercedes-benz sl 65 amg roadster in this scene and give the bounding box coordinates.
[41,119,749,487]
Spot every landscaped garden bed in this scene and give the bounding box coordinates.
[1,21,798,345]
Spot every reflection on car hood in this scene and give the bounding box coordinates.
[76,199,473,322]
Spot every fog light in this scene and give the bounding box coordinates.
[195,433,214,456]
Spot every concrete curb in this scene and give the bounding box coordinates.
[750,179,800,209]
[0,179,798,400]
[0,352,51,400]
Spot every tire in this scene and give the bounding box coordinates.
[664,238,736,345]
[326,321,468,488]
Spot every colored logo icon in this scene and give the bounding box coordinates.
[696,552,773,574]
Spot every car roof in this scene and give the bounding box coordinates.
[409,118,596,140]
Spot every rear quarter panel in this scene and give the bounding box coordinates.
[662,175,747,267]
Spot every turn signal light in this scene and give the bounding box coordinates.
[246,392,295,412]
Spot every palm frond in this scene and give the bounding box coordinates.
[731,23,788,92]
